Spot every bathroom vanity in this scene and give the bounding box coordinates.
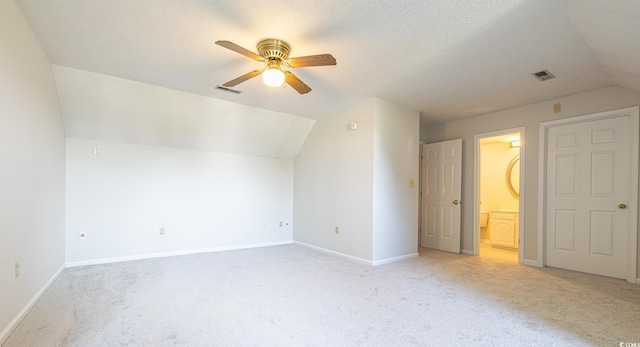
[489,211,518,249]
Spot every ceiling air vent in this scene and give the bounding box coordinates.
[531,70,555,82]
[216,85,242,94]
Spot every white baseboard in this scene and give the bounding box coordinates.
[0,263,65,345]
[461,249,474,255]
[372,253,419,266]
[293,241,418,266]
[66,240,293,267]
[293,241,372,265]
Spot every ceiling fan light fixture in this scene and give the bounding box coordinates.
[216,38,335,93]
[262,66,285,87]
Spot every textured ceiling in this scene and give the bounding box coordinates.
[14,0,640,126]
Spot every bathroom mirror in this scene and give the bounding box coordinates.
[506,155,520,199]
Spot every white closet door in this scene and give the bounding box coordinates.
[546,115,630,279]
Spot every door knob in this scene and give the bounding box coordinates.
[453,200,459,205]
[618,203,627,209]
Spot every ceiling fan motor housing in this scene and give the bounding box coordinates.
[258,39,290,62]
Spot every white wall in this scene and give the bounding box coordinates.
[293,99,376,261]
[0,1,66,341]
[422,86,640,274]
[66,139,294,264]
[372,99,420,262]
[294,98,420,263]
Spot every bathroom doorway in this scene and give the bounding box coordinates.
[473,128,524,263]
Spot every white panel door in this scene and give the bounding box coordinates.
[421,139,462,253]
[546,116,630,279]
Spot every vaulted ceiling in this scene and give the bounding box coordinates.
[13,0,640,155]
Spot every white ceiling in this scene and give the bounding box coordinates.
[53,66,315,159]
[13,0,640,137]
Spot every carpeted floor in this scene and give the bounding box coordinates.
[3,244,640,346]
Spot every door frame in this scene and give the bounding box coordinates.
[538,106,639,283]
[418,141,425,248]
[473,127,525,264]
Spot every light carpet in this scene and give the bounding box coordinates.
[4,244,640,346]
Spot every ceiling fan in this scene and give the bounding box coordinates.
[215,39,336,94]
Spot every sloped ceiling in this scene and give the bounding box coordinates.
[13,0,640,156]
[53,66,314,159]
[559,0,640,96]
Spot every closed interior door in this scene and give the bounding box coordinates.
[545,115,630,279]
[421,139,462,253]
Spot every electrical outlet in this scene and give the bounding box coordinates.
[15,261,20,278]
[553,103,561,113]
[279,221,283,227]
[93,147,101,155]
[79,231,87,240]
[159,227,165,235]
[335,226,339,234]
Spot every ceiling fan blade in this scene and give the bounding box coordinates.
[284,71,311,94]
[287,54,336,68]
[215,40,263,61]
[222,70,262,87]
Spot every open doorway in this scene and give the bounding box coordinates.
[473,128,525,263]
